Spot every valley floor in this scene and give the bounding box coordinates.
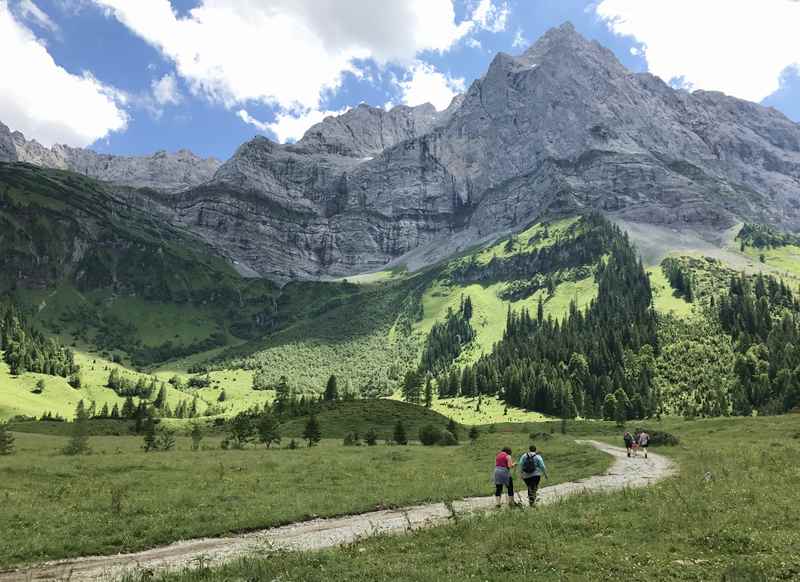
[0,441,671,582]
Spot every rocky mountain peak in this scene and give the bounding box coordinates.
[0,120,221,192]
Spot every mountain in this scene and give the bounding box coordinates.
[2,23,800,282]
[0,122,220,192]
[155,22,800,281]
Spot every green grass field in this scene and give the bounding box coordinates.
[0,425,609,568]
[130,414,800,582]
[648,266,694,318]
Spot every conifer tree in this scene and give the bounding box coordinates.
[365,427,378,446]
[153,385,168,409]
[143,418,158,452]
[468,425,480,443]
[63,401,91,455]
[257,411,281,448]
[424,377,433,408]
[190,422,204,451]
[303,414,321,447]
[324,375,339,401]
[156,426,176,451]
[393,420,408,445]
[0,422,15,455]
[110,403,120,419]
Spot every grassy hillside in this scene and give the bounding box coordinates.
[0,421,609,568]
[134,414,800,582]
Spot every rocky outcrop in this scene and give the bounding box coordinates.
[5,23,799,282]
[161,23,800,281]
[0,123,221,192]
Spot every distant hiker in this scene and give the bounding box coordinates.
[623,431,634,457]
[494,447,517,508]
[519,445,547,507]
[638,430,650,459]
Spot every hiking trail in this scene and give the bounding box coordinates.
[0,440,676,581]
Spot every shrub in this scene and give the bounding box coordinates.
[365,428,378,446]
[419,424,442,446]
[438,430,458,446]
[530,432,552,441]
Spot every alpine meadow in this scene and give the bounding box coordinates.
[1,8,800,582]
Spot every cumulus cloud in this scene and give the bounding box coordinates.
[470,0,509,33]
[151,73,181,106]
[92,0,480,113]
[399,61,465,111]
[596,0,800,103]
[0,1,127,147]
[264,107,349,143]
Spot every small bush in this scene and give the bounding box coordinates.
[419,424,442,446]
[438,431,458,446]
[530,432,552,441]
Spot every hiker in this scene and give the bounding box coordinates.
[494,446,516,508]
[638,430,650,459]
[623,431,634,457]
[519,445,548,507]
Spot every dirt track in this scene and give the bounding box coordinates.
[0,440,675,581]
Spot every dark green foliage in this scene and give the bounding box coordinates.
[0,299,77,377]
[446,418,459,441]
[303,415,321,447]
[468,426,479,443]
[737,223,800,249]
[257,412,281,448]
[227,411,257,448]
[343,432,361,446]
[419,296,475,376]
[287,439,298,450]
[190,423,204,451]
[155,427,176,452]
[639,429,680,446]
[365,428,378,446]
[393,420,408,445]
[424,378,433,408]
[662,258,695,302]
[437,431,458,446]
[0,422,14,455]
[142,418,158,452]
[718,273,800,415]
[419,424,442,446]
[63,401,91,455]
[462,214,658,420]
[401,369,423,404]
[324,375,339,401]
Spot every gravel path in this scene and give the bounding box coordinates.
[0,440,675,581]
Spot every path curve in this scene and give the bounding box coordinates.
[0,440,675,582]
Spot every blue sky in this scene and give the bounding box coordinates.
[1,0,798,160]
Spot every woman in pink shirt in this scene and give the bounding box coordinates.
[493,446,516,508]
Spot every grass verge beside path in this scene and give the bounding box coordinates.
[132,415,800,582]
[0,432,608,569]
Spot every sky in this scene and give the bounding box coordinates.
[1,0,799,161]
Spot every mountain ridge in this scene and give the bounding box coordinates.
[2,22,800,282]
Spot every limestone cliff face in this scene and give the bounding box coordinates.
[162,23,800,280]
[4,23,799,282]
[0,124,220,192]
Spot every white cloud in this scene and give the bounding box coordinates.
[0,1,127,147]
[264,108,349,143]
[399,61,465,111]
[151,73,181,106]
[16,0,57,32]
[92,0,478,113]
[511,28,526,49]
[596,0,800,103]
[236,109,270,133]
[470,0,509,33]
[466,37,482,49]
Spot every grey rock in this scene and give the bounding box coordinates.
[2,126,221,192]
[164,22,800,281]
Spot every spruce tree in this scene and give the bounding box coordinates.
[303,414,321,447]
[393,420,408,445]
[156,426,176,451]
[468,425,480,443]
[0,422,15,455]
[63,401,91,455]
[153,385,168,409]
[365,427,378,446]
[143,418,158,452]
[257,411,281,448]
[110,403,120,419]
[446,418,459,441]
[424,377,433,408]
[324,375,339,401]
[190,422,204,451]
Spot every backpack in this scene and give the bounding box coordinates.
[522,453,538,474]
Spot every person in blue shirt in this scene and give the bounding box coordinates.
[518,445,547,507]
